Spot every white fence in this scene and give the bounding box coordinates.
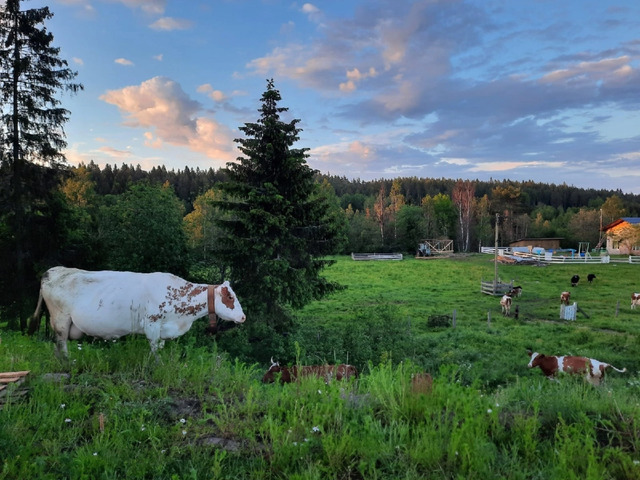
[479,247,640,265]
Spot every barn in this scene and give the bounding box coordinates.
[602,217,640,255]
[508,237,563,251]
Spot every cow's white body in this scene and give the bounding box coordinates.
[500,294,512,316]
[632,293,640,310]
[33,267,245,357]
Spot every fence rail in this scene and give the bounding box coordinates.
[479,247,639,265]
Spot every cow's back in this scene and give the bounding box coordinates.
[42,267,178,339]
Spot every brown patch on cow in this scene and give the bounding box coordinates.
[220,286,236,310]
[188,285,207,298]
[562,356,591,375]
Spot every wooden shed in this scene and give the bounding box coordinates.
[509,237,563,251]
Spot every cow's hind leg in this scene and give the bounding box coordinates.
[50,313,72,360]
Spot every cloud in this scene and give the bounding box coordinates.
[153,54,163,61]
[118,0,166,15]
[149,17,193,31]
[73,57,84,66]
[115,58,134,66]
[99,76,236,162]
[197,84,227,102]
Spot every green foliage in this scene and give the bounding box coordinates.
[213,79,344,339]
[98,183,188,274]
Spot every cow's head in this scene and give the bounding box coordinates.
[527,351,543,368]
[262,358,290,383]
[214,281,246,324]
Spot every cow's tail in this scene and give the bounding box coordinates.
[609,364,627,373]
[27,287,45,336]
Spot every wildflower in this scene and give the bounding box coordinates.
[141,426,146,431]
[93,452,97,456]
[455,451,459,456]
[495,403,500,407]
[634,460,640,465]
[487,409,493,414]
[60,403,66,409]
[312,426,320,433]
[161,450,166,454]
[293,442,298,446]
[182,430,187,436]
[317,389,322,394]
[65,418,72,423]
[179,418,186,424]
[304,438,309,442]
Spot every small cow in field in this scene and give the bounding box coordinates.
[500,294,512,316]
[587,273,596,284]
[571,275,580,287]
[262,359,358,384]
[527,351,626,386]
[632,293,640,310]
[509,286,522,297]
[410,372,433,395]
[560,291,571,305]
[30,267,246,358]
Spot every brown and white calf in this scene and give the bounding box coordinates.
[262,359,358,384]
[527,351,626,386]
[632,293,640,310]
[560,291,571,305]
[500,294,512,316]
[509,286,523,298]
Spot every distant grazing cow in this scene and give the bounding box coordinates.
[30,267,246,358]
[509,286,523,297]
[410,372,433,395]
[262,359,358,384]
[587,273,596,284]
[571,275,580,287]
[527,351,626,386]
[560,291,571,305]
[500,294,512,316]
[632,293,640,310]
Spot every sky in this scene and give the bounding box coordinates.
[24,0,640,194]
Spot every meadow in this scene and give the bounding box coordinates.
[1,254,640,479]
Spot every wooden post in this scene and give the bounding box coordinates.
[452,309,457,328]
[493,213,499,294]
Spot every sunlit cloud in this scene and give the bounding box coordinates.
[468,161,566,173]
[99,76,236,162]
[118,0,166,15]
[153,54,163,61]
[73,57,84,66]
[115,58,134,66]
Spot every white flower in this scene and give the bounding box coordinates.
[487,409,493,414]
[455,451,459,456]
[317,389,322,394]
[65,418,72,423]
[141,427,146,431]
[60,403,66,409]
[293,442,298,446]
[78,346,82,350]
[495,403,500,407]
[179,418,186,424]
[161,449,166,454]
[304,438,309,442]
[93,452,97,456]
[312,426,320,433]
[182,430,187,436]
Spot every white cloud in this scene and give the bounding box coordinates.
[149,17,193,31]
[115,58,134,66]
[99,76,236,162]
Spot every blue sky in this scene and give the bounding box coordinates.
[30,0,640,194]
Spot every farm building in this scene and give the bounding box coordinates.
[602,217,640,255]
[508,237,563,251]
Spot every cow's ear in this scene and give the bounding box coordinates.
[526,349,532,356]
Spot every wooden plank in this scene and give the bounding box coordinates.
[0,371,30,381]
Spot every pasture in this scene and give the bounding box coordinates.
[2,254,640,479]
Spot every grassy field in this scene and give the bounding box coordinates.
[2,254,640,479]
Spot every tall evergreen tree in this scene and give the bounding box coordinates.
[0,0,82,329]
[214,79,343,352]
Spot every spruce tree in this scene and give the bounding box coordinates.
[0,0,82,329]
[214,79,344,350]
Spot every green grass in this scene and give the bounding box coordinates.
[2,254,640,479]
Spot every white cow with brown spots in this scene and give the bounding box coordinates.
[500,294,512,316]
[527,351,626,386]
[632,292,640,310]
[30,267,246,358]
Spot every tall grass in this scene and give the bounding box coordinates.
[2,254,640,478]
